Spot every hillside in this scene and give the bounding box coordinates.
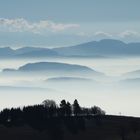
[0,115,140,140]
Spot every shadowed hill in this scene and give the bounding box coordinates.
[0,99,140,140]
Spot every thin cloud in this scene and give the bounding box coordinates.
[0,18,80,33]
[76,32,89,37]
[94,31,113,38]
[76,31,113,38]
[119,30,139,38]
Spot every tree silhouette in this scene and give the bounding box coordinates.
[42,99,57,117]
[0,108,11,126]
[60,100,67,116]
[66,102,72,116]
[10,108,23,126]
[73,99,81,116]
[0,98,107,140]
[60,100,72,117]
[42,99,57,108]
[131,120,139,134]
[91,106,105,115]
[82,107,90,116]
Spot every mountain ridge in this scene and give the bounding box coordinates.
[53,39,140,57]
[1,39,140,58]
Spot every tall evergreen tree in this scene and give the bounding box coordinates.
[60,100,67,116]
[66,102,72,116]
[73,99,81,116]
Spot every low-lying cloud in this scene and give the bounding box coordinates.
[94,31,113,38]
[76,30,140,41]
[119,30,140,38]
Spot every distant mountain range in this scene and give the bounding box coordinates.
[53,39,140,57]
[1,39,140,58]
[0,47,59,58]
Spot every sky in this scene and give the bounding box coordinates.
[0,0,140,47]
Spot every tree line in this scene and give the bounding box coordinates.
[0,99,105,140]
[0,99,105,124]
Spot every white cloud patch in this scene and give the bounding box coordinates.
[0,18,80,33]
[119,30,139,38]
[76,31,113,38]
[94,31,113,38]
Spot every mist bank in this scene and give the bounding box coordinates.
[0,54,140,116]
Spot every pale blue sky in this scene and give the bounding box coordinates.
[0,0,140,47]
[0,0,140,22]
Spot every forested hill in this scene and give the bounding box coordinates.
[0,99,140,140]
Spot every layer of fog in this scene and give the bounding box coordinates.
[0,57,140,117]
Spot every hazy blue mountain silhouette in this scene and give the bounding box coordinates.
[0,47,15,57]
[15,47,43,54]
[18,62,96,72]
[53,39,140,57]
[0,47,59,58]
[3,62,104,78]
[15,47,59,57]
[1,39,140,58]
[46,77,93,82]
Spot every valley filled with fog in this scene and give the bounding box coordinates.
[0,56,140,116]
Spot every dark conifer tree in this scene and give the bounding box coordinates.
[73,99,81,116]
[66,102,72,116]
[60,100,67,116]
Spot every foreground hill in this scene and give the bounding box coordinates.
[0,99,139,140]
[0,115,140,140]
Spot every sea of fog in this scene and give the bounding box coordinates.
[0,57,140,117]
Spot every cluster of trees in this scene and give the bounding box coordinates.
[1,99,140,140]
[0,99,105,140]
[43,99,105,117]
[0,99,105,124]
